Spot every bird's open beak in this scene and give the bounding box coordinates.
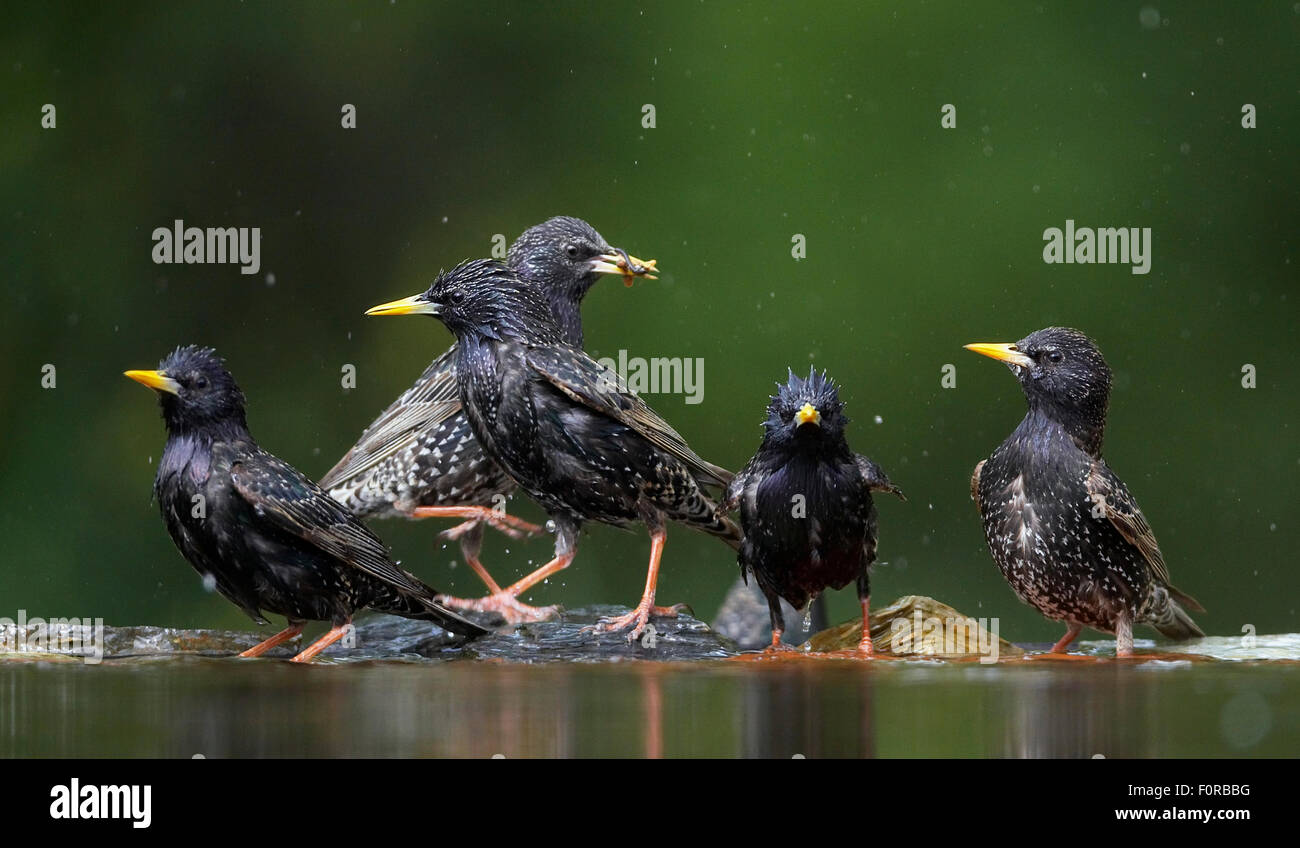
[365,293,440,317]
[795,403,821,427]
[591,249,659,286]
[963,342,1034,369]
[124,369,181,395]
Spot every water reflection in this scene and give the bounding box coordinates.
[2,658,1295,757]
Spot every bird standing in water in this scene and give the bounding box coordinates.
[320,217,656,623]
[126,346,486,662]
[366,259,740,641]
[965,327,1203,656]
[724,369,903,653]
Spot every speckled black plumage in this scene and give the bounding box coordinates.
[128,346,486,660]
[320,217,647,620]
[724,369,903,651]
[368,259,741,639]
[967,327,1204,655]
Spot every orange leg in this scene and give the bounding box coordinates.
[857,598,874,655]
[408,505,542,540]
[587,528,684,642]
[1050,622,1083,654]
[765,628,796,653]
[440,525,575,624]
[502,550,574,598]
[438,560,560,625]
[464,553,504,595]
[434,521,563,623]
[238,622,304,658]
[290,623,352,663]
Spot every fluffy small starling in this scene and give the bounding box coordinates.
[723,369,903,653]
[965,327,1204,656]
[126,346,487,662]
[320,217,655,623]
[366,259,741,641]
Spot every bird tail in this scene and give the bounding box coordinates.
[694,460,735,489]
[417,597,492,638]
[377,580,490,637]
[1151,585,1205,641]
[1167,582,1205,613]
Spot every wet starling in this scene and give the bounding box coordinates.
[319,217,656,623]
[365,259,741,640]
[125,346,487,662]
[723,369,903,653]
[965,327,1204,656]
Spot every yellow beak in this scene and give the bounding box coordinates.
[592,251,659,285]
[795,403,821,427]
[124,369,181,395]
[963,342,1034,369]
[365,293,439,317]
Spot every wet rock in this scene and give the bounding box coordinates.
[0,607,741,663]
[2,598,1041,663]
[358,605,739,662]
[0,620,279,662]
[805,595,1023,659]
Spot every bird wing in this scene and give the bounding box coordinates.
[970,460,985,512]
[318,348,463,488]
[855,455,905,500]
[1085,459,1171,587]
[524,345,733,488]
[231,450,433,598]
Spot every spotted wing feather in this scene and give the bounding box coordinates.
[524,345,733,488]
[233,452,438,598]
[318,349,463,489]
[1086,460,1203,612]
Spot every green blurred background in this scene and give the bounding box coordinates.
[2,1,1296,645]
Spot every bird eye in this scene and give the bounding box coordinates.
[449,290,465,305]
[1046,349,1064,364]
[193,375,209,390]
[565,243,580,259]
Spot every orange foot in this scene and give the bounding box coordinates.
[584,603,688,642]
[856,636,876,656]
[409,506,543,541]
[438,591,559,625]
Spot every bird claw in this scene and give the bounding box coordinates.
[413,505,543,541]
[436,511,542,542]
[438,520,480,542]
[582,603,685,642]
[481,511,543,539]
[438,591,560,625]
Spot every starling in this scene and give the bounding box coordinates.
[125,346,487,662]
[723,369,903,653]
[965,327,1204,656]
[319,217,656,623]
[365,259,741,640]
